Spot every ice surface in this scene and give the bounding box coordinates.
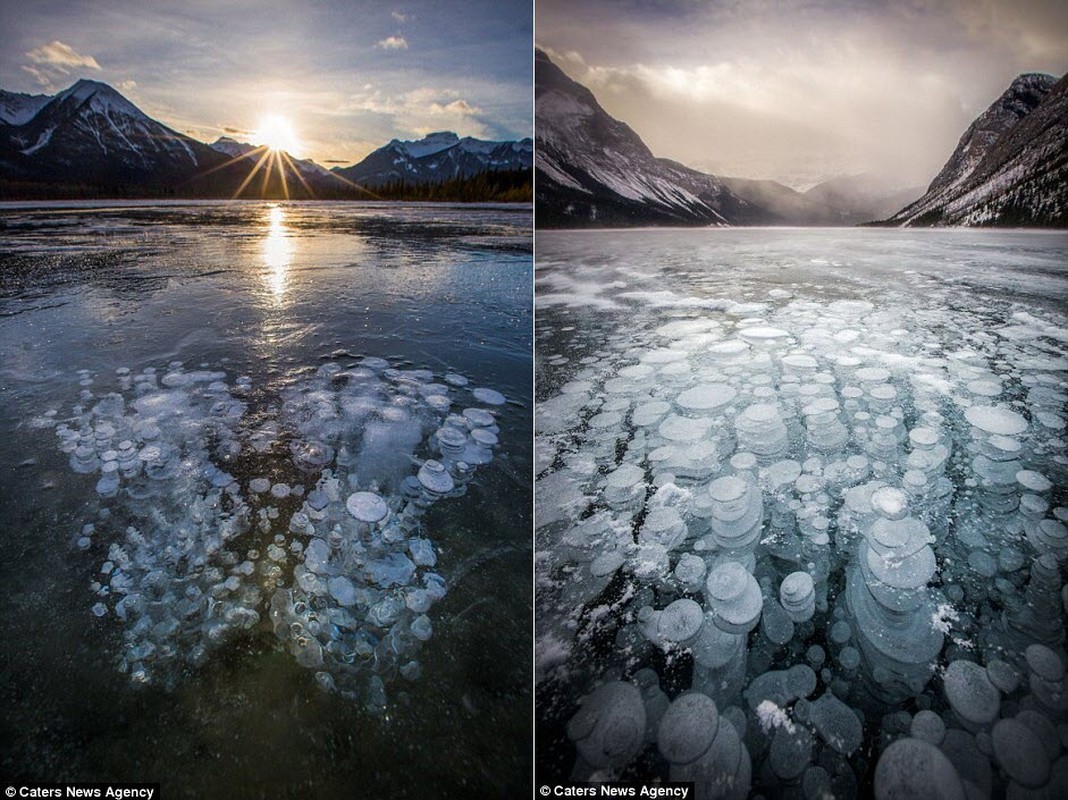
[39,355,506,709]
[535,229,1068,792]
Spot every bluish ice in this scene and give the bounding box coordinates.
[535,228,1068,799]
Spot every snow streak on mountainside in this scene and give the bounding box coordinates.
[0,79,232,188]
[535,49,772,228]
[886,73,1068,227]
[332,131,532,188]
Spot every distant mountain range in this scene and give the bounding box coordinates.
[536,49,1065,228]
[0,79,531,200]
[333,130,531,188]
[881,73,1067,227]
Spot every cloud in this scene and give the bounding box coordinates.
[536,0,1068,188]
[222,126,249,134]
[117,80,137,92]
[428,98,481,116]
[391,11,410,23]
[22,40,101,90]
[25,40,100,70]
[376,35,408,50]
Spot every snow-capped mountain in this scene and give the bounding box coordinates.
[885,73,1067,227]
[0,78,526,199]
[0,90,51,126]
[209,136,334,181]
[535,49,770,227]
[332,131,532,188]
[0,79,235,188]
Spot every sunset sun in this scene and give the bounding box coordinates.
[254,113,301,155]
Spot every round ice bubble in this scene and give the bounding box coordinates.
[417,460,455,494]
[991,718,1050,788]
[658,599,705,644]
[658,692,719,765]
[346,491,389,524]
[566,681,646,770]
[472,388,506,405]
[964,404,1028,436]
[943,660,1000,727]
[874,738,965,800]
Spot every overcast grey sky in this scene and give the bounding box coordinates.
[537,0,1067,189]
[1,0,532,165]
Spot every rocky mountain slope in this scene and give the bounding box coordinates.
[884,73,1067,227]
[332,131,531,188]
[536,49,770,227]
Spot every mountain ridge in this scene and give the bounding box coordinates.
[0,79,531,200]
[882,72,1067,227]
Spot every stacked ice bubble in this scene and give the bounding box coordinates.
[265,359,503,709]
[535,299,1067,798]
[33,357,506,708]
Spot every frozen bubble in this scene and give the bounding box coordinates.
[709,476,747,505]
[910,709,946,745]
[472,388,506,405]
[91,603,107,617]
[856,366,892,383]
[992,718,1050,788]
[328,576,357,607]
[986,660,1021,694]
[410,536,440,568]
[658,692,719,765]
[417,460,455,494]
[1016,710,1060,761]
[676,383,737,412]
[783,354,819,370]
[304,539,331,574]
[761,600,795,645]
[964,404,1028,436]
[705,562,762,634]
[346,491,389,524]
[367,552,416,588]
[674,554,707,588]
[567,681,646,770]
[944,660,1000,727]
[874,738,965,800]
[871,486,908,519]
[1016,470,1052,492]
[966,379,1002,397]
[658,414,710,443]
[658,599,705,644]
[838,646,860,671]
[770,725,813,781]
[270,483,291,499]
[444,373,468,387]
[739,326,789,341]
[1025,644,1065,682]
[411,614,433,641]
[462,408,495,428]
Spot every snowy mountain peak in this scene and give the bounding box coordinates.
[388,131,461,159]
[54,79,146,119]
[210,136,256,157]
[334,129,530,187]
[0,90,51,126]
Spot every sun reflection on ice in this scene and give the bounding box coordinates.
[262,205,292,301]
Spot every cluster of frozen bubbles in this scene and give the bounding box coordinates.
[31,355,507,711]
[535,297,1067,798]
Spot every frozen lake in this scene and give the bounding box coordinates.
[535,228,1067,798]
[0,201,532,797]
